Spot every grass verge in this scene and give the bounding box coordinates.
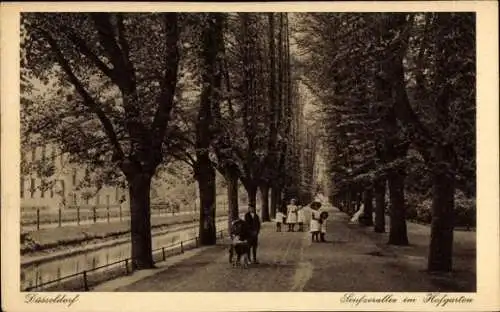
[21,210,228,256]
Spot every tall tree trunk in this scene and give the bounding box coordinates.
[428,145,455,272]
[259,184,270,222]
[270,187,280,218]
[196,157,217,245]
[266,13,281,211]
[345,190,353,215]
[337,192,345,212]
[427,14,459,273]
[128,172,154,269]
[245,182,258,210]
[355,191,362,213]
[225,166,239,232]
[387,168,409,245]
[196,13,223,246]
[333,195,339,209]
[360,187,374,226]
[374,178,386,233]
[338,194,344,212]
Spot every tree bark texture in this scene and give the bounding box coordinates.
[427,14,459,273]
[360,187,374,226]
[260,184,270,222]
[196,157,217,246]
[270,187,280,218]
[428,145,456,272]
[128,173,154,269]
[225,167,239,233]
[196,13,223,246]
[374,178,387,233]
[355,191,362,214]
[246,183,258,209]
[387,169,409,245]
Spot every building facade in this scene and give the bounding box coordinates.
[21,144,127,211]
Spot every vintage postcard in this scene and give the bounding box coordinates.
[1,1,499,311]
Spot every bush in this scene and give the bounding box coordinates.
[406,192,475,229]
[415,199,432,224]
[454,193,476,229]
[405,193,421,220]
[405,192,432,224]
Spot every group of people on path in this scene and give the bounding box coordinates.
[229,195,330,266]
[275,197,329,243]
[275,199,305,232]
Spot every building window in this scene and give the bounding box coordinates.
[50,183,54,198]
[96,194,100,206]
[115,187,119,201]
[72,193,77,205]
[72,169,77,187]
[60,180,66,198]
[51,147,56,167]
[41,180,45,198]
[85,196,90,205]
[30,178,35,198]
[21,178,25,198]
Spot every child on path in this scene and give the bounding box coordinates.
[309,201,322,242]
[286,199,298,232]
[275,210,285,232]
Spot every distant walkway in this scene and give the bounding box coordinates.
[95,204,476,292]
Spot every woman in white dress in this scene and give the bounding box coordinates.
[309,201,322,242]
[286,199,298,232]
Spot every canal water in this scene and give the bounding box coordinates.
[21,218,231,290]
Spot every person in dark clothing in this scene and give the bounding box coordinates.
[244,204,261,264]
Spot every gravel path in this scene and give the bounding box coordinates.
[110,206,476,292]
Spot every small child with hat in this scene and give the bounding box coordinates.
[309,200,322,242]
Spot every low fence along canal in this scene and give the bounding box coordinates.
[22,217,232,291]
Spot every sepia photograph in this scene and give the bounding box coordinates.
[1,2,499,312]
